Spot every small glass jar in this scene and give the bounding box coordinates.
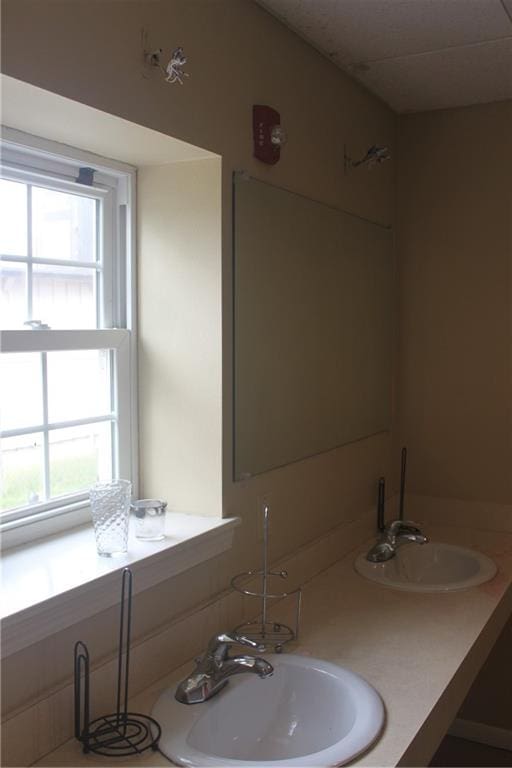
[130,499,167,541]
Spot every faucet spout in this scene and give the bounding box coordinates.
[175,631,273,704]
[366,519,428,563]
[222,655,274,679]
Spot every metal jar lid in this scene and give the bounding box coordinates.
[130,499,167,518]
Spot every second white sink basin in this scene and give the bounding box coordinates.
[355,541,497,592]
[153,654,384,766]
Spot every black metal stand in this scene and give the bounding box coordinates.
[73,568,161,757]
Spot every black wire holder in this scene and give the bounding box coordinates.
[73,568,161,757]
[231,505,302,653]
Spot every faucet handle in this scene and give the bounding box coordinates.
[207,632,264,658]
[398,519,423,534]
[230,632,264,650]
[387,519,422,535]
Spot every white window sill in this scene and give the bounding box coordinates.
[0,513,239,659]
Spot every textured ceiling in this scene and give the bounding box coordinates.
[256,0,512,112]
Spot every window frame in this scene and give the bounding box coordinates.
[0,128,138,547]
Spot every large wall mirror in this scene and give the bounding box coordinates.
[233,174,394,480]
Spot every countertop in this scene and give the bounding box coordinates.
[34,523,512,767]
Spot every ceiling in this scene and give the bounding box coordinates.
[256,0,512,113]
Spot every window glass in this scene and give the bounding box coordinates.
[32,186,97,262]
[49,421,112,498]
[47,349,111,423]
[0,179,27,256]
[0,262,26,329]
[0,432,45,511]
[0,142,133,535]
[32,263,97,329]
[0,353,43,430]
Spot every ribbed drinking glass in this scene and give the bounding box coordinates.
[89,479,131,556]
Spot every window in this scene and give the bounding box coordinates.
[0,130,136,542]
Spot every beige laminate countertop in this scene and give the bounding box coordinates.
[35,523,512,768]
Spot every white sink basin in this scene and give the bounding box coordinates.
[153,654,384,766]
[355,541,497,593]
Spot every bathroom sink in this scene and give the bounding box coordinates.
[152,654,384,766]
[355,541,497,593]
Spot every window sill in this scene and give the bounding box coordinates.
[0,513,239,658]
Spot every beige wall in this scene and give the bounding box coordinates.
[0,0,396,557]
[138,158,223,516]
[395,101,512,505]
[1,0,396,533]
[395,102,512,735]
[2,2,511,762]
[1,1,395,762]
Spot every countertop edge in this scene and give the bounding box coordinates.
[398,580,512,766]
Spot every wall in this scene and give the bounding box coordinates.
[0,1,395,763]
[395,101,512,506]
[0,0,396,535]
[138,158,223,516]
[0,0,396,581]
[396,100,512,735]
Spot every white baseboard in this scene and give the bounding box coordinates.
[449,718,512,752]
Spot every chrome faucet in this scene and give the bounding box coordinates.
[175,631,274,704]
[366,519,428,563]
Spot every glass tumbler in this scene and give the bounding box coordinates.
[131,499,167,541]
[89,479,131,556]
